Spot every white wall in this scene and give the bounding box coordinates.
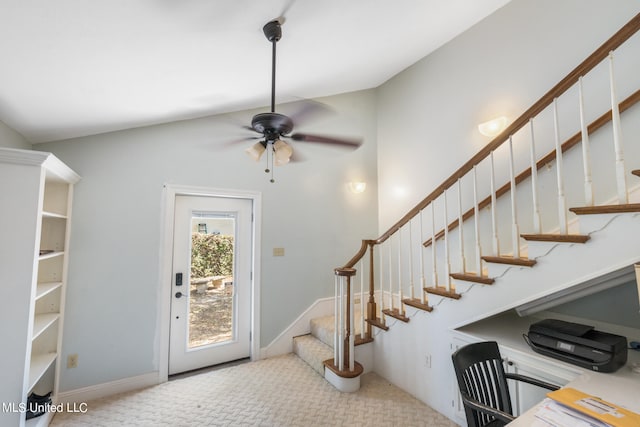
[36,89,378,392]
[372,0,640,422]
[376,0,640,231]
[0,120,30,150]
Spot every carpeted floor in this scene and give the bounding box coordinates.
[50,353,457,426]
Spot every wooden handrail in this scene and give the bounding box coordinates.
[423,88,640,247]
[340,12,640,268]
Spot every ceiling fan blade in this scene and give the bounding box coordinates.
[222,136,261,147]
[286,99,332,126]
[290,133,362,148]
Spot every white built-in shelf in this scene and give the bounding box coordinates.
[41,211,67,220]
[35,282,62,300]
[38,251,64,261]
[28,352,57,391]
[32,313,59,341]
[25,411,55,427]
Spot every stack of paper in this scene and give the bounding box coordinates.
[535,398,612,427]
[539,388,640,427]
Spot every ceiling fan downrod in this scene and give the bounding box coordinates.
[263,20,282,113]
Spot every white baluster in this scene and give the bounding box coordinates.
[408,220,414,300]
[457,178,466,273]
[443,191,451,292]
[553,98,568,234]
[578,77,594,206]
[349,274,355,371]
[359,259,365,340]
[490,151,500,256]
[379,242,385,322]
[419,209,426,304]
[529,119,542,233]
[473,166,482,276]
[388,236,394,311]
[608,52,628,203]
[508,136,520,257]
[334,274,339,365]
[397,231,404,314]
[430,202,438,287]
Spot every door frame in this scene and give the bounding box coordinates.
[158,184,261,383]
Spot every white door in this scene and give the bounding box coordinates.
[169,195,252,375]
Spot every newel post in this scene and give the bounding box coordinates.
[366,241,376,339]
[334,267,356,371]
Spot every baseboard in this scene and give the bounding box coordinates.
[260,296,334,359]
[56,372,159,404]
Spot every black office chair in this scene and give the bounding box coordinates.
[451,341,559,427]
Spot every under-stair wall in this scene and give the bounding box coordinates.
[335,1,640,422]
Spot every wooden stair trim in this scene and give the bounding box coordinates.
[424,286,462,300]
[632,170,640,178]
[382,308,410,323]
[323,359,364,379]
[402,298,433,312]
[481,256,536,267]
[355,334,374,346]
[366,317,389,331]
[520,234,590,243]
[569,204,640,215]
[450,272,495,285]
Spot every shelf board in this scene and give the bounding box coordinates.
[32,313,59,341]
[36,282,63,300]
[26,410,54,427]
[28,352,57,391]
[42,211,67,219]
[38,251,64,261]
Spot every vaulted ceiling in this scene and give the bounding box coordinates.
[0,0,511,143]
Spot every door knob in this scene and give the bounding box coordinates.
[175,291,183,298]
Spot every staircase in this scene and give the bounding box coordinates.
[306,13,640,394]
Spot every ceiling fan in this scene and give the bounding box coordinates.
[237,19,362,182]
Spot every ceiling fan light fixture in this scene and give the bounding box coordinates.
[245,141,266,161]
[273,139,293,166]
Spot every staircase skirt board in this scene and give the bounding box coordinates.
[481,256,537,267]
[450,272,495,285]
[402,298,434,312]
[569,203,640,215]
[424,286,462,299]
[381,308,410,322]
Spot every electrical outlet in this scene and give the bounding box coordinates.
[67,353,78,368]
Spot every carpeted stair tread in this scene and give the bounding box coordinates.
[293,334,333,376]
[310,310,364,348]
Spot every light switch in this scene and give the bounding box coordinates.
[273,247,285,256]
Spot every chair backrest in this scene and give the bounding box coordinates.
[452,341,513,427]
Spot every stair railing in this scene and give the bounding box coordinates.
[331,13,640,378]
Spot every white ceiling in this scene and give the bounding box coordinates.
[0,0,511,143]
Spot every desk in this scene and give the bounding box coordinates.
[508,368,640,425]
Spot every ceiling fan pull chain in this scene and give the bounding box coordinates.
[270,143,276,183]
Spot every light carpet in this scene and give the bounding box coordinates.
[51,353,457,426]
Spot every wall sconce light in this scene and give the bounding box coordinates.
[478,116,507,137]
[348,181,367,194]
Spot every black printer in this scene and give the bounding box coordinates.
[524,319,627,373]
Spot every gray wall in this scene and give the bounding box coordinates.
[0,120,30,150]
[37,90,378,391]
[547,281,640,329]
